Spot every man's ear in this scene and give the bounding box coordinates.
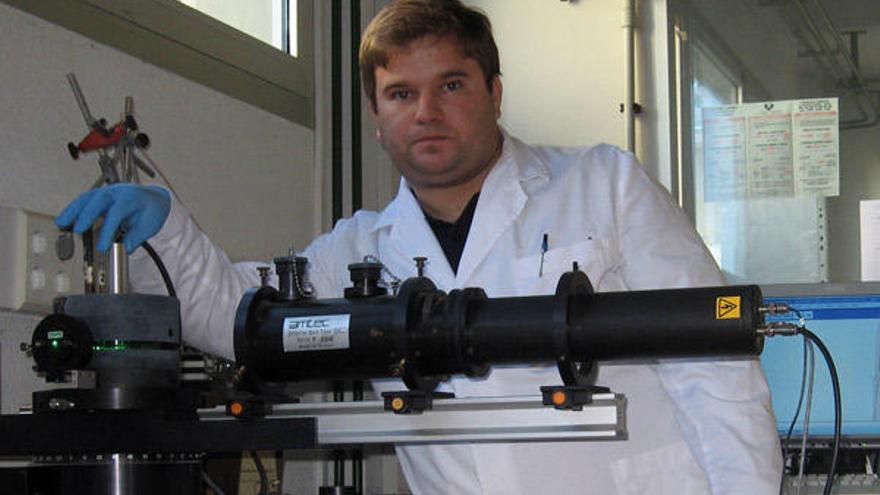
[490,76,503,119]
[368,100,383,144]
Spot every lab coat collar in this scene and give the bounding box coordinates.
[453,131,549,283]
[371,129,551,287]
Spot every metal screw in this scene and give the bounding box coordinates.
[414,257,427,277]
[257,266,271,287]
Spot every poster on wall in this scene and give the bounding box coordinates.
[861,200,880,282]
[702,98,838,201]
[702,107,747,201]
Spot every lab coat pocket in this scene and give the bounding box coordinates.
[610,440,710,495]
[514,238,614,296]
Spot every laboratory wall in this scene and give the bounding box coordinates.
[0,2,316,413]
[464,0,673,185]
[0,3,316,262]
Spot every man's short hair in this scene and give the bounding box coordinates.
[360,0,501,109]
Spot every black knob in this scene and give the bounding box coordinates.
[273,255,309,301]
[344,262,387,299]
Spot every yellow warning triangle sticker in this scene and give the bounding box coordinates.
[716,296,741,319]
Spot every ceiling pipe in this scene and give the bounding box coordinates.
[793,0,879,129]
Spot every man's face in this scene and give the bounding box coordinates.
[370,35,503,191]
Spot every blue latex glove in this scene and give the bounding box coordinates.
[55,184,171,253]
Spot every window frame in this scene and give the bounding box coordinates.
[668,0,830,284]
[669,0,771,220]
[4,0,314,128]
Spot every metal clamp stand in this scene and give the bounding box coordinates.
[544,265,610,410]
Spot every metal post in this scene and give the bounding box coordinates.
[107,242,128,294]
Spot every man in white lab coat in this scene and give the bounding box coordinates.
[57,0,783,493]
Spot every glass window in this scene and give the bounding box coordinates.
[7,0,313,127]
[673,0,880,284]
[177,0,298,56]
[690,43,741,266]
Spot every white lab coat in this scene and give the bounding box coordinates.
[131,133,782,494]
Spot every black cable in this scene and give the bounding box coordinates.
[141,240,176,298]
[797,327,842,495]
[250,450,269,495]
[779,334,810,495]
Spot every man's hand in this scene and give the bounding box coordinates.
[55,184,171,253]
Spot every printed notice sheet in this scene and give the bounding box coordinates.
[703,98,838,201]
[703,107,747,201]
[861,200,880,282]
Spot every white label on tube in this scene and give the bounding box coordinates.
[282,314,351,352]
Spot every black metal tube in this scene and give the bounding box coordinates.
[352,379,363,495]
[352,449,363,495]
[333,449,345,486]
[238,296,399,382]
[350,0,362,213]
[467,296,559,363]
[333,380,345,490]
[567,285,763,360]
[331,0,343,224]
[282,0,290,54]
[235,277,764,387]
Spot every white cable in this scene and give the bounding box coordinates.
[795,338,817,495]
[780,333,811,495]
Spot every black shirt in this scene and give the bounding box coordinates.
[422,193,480,274]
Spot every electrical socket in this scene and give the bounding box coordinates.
[0,206,83,314]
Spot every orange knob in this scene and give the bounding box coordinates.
[551,391,567,406]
